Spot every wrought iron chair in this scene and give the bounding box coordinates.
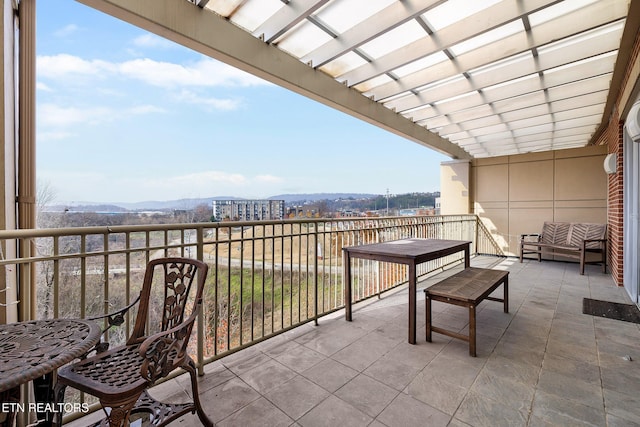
[54,257,212,427]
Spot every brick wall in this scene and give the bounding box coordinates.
[597,118,624,286]
[596,26,640,286]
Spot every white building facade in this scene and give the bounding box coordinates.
[212,200,285,221]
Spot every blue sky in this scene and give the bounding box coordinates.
[36,0,449,204]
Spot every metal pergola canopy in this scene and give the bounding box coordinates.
[78,0,637,160]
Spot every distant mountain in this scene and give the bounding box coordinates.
[268,193,377,203]
[50,193,379,212]
[107,196,244,211]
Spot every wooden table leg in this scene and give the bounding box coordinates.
[469,304,476,357]
[425,293,432,342]
[408,263,416,344]
[504,276,509,313]
[344,251,352,321]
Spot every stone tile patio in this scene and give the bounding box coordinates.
[70,256,640,426]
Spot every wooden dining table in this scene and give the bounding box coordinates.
[343,238,471,344]
[0,318,100,427]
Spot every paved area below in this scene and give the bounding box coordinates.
[69,256,640,426]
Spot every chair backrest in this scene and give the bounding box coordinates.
[541,221,607,248]
[127,257,208,347]
[567,223,607,249]
[540,222,570,245]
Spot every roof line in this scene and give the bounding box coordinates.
[590,0,639,144]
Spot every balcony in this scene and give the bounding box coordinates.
[2,215,638,426]
[65,254,639,426]
[2,2,639,425]
[0,217,614,425]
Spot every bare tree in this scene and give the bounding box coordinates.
[34,179,64,318]
[36,178,57,228]
[315,200,329,218]
[192,204,212,222]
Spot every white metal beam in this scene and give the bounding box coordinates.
[386,26,622,113]
[338,0,562,86]
[301,0,443,69]
[368,0,627,101]
[253,0,330,44]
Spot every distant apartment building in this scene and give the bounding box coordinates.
[212,199,285,221]
[398,207,435,216]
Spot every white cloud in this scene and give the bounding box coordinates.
[132,34,177,49]
[38,130,75,142]
[127,105,167,115]
[36,54,268,134]
[118,57,267,88]
[117,58,193,87]
[38,103,114,127]
[37,54,269,88]
[54,24,80,38]
[38,103,164,128]
[186,58,269,87]
[176,90,242,111]
[36,82,54,92]
[37,54,114,80]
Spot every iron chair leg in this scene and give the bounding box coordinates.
[185,359,213,427]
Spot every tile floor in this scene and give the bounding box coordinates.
[70,256,640,426]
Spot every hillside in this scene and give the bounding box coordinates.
[49,193,379,212]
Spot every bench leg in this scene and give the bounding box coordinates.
[504,276,509,313]
[425,294,432,342]
[469,304,476,357]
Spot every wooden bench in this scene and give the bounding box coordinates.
[519,222,607,275]
[424,267,508,357]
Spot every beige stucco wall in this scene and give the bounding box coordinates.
[468,146,608,256]
[440,160,471,215]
